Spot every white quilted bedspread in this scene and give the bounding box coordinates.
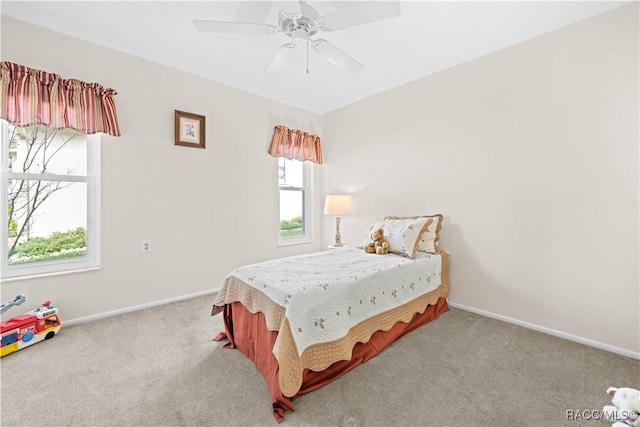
[224,247,442,356]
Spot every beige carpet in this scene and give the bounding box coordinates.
[1,295,637,426]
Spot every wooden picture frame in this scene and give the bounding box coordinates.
[175,110,206,149]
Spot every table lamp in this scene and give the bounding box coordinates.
[324,194,352,247]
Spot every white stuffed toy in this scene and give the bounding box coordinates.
[603,387,640,427]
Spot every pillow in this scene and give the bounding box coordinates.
[385,214,443,254]
[361,217,433,258]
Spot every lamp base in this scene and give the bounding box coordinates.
[328,244,348,250]
[333,217,343,247]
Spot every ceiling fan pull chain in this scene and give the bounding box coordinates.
[306,38,310,74]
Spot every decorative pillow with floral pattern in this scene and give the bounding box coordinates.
[385,214,443,254]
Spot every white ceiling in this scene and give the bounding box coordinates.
[1,1,628,114]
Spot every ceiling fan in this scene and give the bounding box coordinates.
[193,1,401,76]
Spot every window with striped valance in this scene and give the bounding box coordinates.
[0,61,121,136]
[268,125,323,164]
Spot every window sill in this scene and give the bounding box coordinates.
[0,266,101,283]
[277,239,313,247]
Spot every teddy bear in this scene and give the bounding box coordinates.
[364,228,389,255]
[603,387,640,427]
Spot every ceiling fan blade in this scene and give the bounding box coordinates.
[193,20,278,35]
[264,43,298,76]
[320,1,400,31]
[235,1,273,24]
[298,0,320,21]
[312,39,363,73]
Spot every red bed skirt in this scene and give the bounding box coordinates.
[214,297,449,422]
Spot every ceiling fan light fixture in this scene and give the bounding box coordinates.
[291,27,309,40]
[279,11,318,38]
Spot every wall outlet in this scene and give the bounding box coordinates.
[141,240,151,253]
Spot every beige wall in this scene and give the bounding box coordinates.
[1,16,324,320]
[322,4,639,354]
[1,4,638,355]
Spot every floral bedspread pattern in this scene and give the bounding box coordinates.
[213,248,442,356]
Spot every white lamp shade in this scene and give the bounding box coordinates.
[324,195,352,215]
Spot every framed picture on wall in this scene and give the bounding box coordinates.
[175,110,206,149]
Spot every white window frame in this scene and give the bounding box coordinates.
[0,120,101,279]
[278,158,312,245]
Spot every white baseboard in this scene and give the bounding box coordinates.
[447,301,640,360]
[63,288,220,327]
[61,292,639,360]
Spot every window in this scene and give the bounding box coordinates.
[278,158,311,244]
[1,120,100,279]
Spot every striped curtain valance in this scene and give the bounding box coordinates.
[0,61,121,136]
[268,125,323,164]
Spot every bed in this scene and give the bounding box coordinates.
[212,214,448,422]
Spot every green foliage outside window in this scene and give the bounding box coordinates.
[12,227,86,259]
[7,203,17,238]
[279,216,303,237]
